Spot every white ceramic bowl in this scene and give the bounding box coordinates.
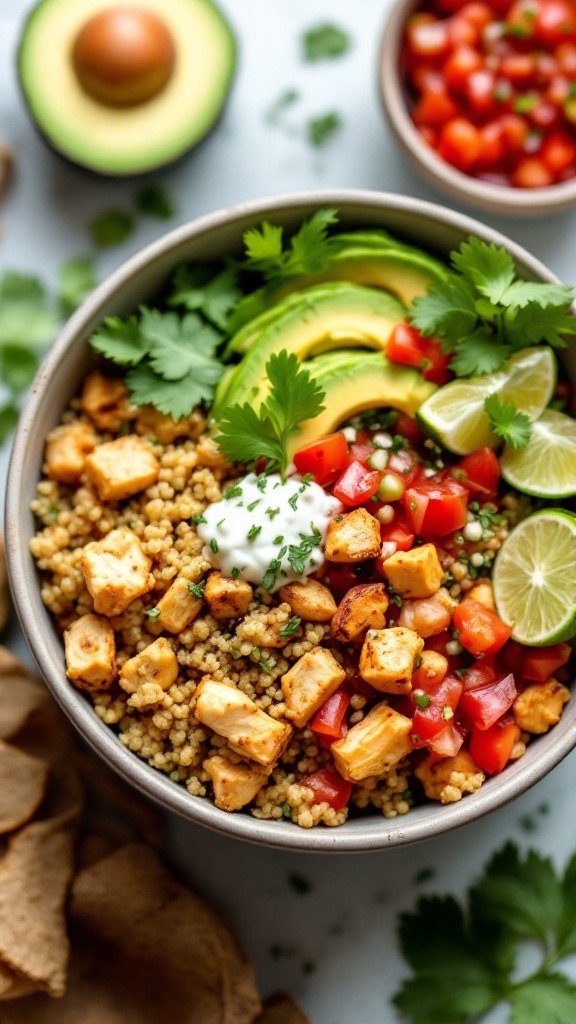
[380,0,576,217]
[6,189,576,851]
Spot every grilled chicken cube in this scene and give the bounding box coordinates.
[513,678,570,734]
[82,528,153,617]
[331,702,413,781]
[325,508,381,563]
[64,613,116,690]
[380,542,444,598]
[156,577,204,634]
[119,637,178,695]
[203,755,268,811]
[135,406,205,443]
[359,626,424,694]
[279,579,337,623]
[81,370,129,432]
[397,588,454,638]
[195,678,292,767]
[331,583,390,643]
[415,750,485,804]
[204,572,253,620]
[85,434,159,502]
[281,647,346,728]
[44,421,96,485]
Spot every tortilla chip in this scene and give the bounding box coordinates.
[0,740,49,834]
[0,765,82,998]
[72,750,164,852]
[0,649,49,742]
[255,995,311,1024]
[0,961,43,1002]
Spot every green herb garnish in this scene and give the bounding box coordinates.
[288,525,321,575]
[146,607,160,620]
[242,208,339,281]
[135,183,175,220]
[279,616,302,638]
[90,209,135,247]
[302,23,351,61]
[484,393,532,448]
[168,264,241,330]
[262,558,282,591]
[307,111,342,147]
[188,580,206,599]
[191,512,207,525]
[247,525,262,541]
[210,538,219,553]
[58,256,97,316]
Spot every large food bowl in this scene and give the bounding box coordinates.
[6,190,576,852]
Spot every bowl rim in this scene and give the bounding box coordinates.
[379,0,576,215]
[6,187,575,853]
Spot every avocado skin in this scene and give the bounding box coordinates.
[287,350,437,458]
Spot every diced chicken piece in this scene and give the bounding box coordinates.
[468,579,495,610]
[85,434,159,502]
[398,587,454,638]
[415,749,485,804]
[513,677,570,734]
[279,579,337,623]
[332,702,413,781]
[331,583,389,643]
[156,577,203,634]
[119,637,178,695]
[381,543,444,598]
[203,755,268,812]
[81,371,130,432]
[325,508,381,563]
[281,647,346,728]
[359,626,424,694]
[82,528,153,616]
[44,421,96,485]
[64,613,116,691]
[195,435,229,468]
[195,678,292,767]
[204,571,253,620]
[135,405,206,443]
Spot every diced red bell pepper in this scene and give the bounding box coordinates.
[302,768,353,811]
[519,642,571,683]
[404,477,469,536]
[452,447,500,497]
[386,323,452,385]
[293,432,349,486]
[333,460,381,506]
[469,715,520,775]
[411,673,463,747]
[453,599,512,657]
[458,672,517,730]
[311,687,352,739]
[428,721,465,757]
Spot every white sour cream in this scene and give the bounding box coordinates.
[196,472,341,592]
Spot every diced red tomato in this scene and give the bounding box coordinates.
[453,447,500,496]
[425,630,466,672]
[453,598,513,656]
[470,715,520,774]
[394,413,425,446]
[411,673,463,746]
[333,460,381,506]
[388,448,424,486]
[438,118,483,169]
[458,672,517,730]
[413,86,460,126]
[536,0,576,47]
[460,657,497,690]
[311,687,351,739]
[293,432,348,486]
[443,44,483,91]
[428,721,465,756]
[541,129,576,171]
[512,157,555,187]
[386,323,452,385]
[404,477,468,536]
[301,768,353,811]
[505,640,572,682]
[380,514,415,552]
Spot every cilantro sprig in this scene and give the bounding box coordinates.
[394,842,576,1024]
[242,208,339,282]
[168,263,241,330]
[484,394,532,449]
[216,351,325,476]
[410,236,575,378]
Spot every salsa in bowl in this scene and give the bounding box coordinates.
[7,191,576,851]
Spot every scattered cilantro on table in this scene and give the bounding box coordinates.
[307,112,342,147]
[484,394,532,448]
[302,23,352,61]
[135,183,175,220]
[90,209,135,247]
[409,236,575,378]
[243,208,339,281]
[264,88,300,125]
[58,256,97,316]
[394,842,576,1024]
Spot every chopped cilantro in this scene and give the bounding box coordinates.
[266,506,280,520]
[302,23,351,62]
[191,513,207,525]
[168,263,241,330]
[58,256,97,316]
[288,525,321,574]
[263,558,282,591]
[90,209,134,247]
[288,494,299,511]
[188,580,206,599]
[281,802,291,817]
[307,111,342,147]
[231,567,240,579]
[135,183,175,220]
[413,691,430,709]
[224,484,243,499]
[146,607,160,620]
[265,88,300,125]
[242,208,339,281]
[209,538,219,553]
[256,476,268,492]
[247,499,261,512]
[247,524,262,541]
[279,616,301,638]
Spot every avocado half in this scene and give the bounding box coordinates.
[17,0,237,176]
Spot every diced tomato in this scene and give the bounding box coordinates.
[499,112,530,153]
[509,641,572,682]
[322,563,373,601]
[512,156,555,187]
[333,460,381,507]
[460,658,497,690]
[453,446,500,496]
[470,715,520,774]
[500,53,539,85]
[311,687,352,739]
[438,118,483,169]
[293,432,348,486]
[380,513,415,552]
[466,69,498,116]
[425,630,466,672]
[443,45,483,91]
[453,598,513,656]
[302,768,353,811]
[428,721,465,756]
[348,429,375,466]
[541,129,576,171]
[404,477,468,536]
[388,448,424,486]
[413,87,460,127]
[458,672,517,730]
[478,121,506,167]
[411,673,463,747]
[458,2,493,29]
[535,0,576,47]
[386,323,452,385]
[394,413,425,446]
[407,15,451,57]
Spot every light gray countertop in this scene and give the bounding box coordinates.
[1,2,576,1021]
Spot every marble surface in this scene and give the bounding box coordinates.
[2,1,576,1021]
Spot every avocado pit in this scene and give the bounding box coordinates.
[72,5,176,107]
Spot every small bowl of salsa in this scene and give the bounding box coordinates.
[380,0,576,214]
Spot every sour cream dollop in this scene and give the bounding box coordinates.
[196,473,341,592]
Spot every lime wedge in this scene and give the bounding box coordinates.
[500,409,576,499]
[492,509,576,646]
[416,347,556,455]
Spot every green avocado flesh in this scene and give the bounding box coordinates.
[212,282,407,417]
[287,351,437,457]
[17,0,236,175]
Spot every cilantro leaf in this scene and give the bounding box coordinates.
[509,974,576,1024]
[484,394,532,449]
[409,275,478,343]
[90,315,148,365]
[243,221,285,276]
[449,327,510,377]
[505,303,574,349]
[265,88,300,125]
[469,843,562,945]
[302,23,351,61]
[215,402,284,469]
[307,112,342,147]
[243,210,339,282]
[90,210,135,247]
[168,264,241,329]
[556,853,576,956]
[0,402,20,443]
[500,280,574,310]
[58,256,97,316]
[139,309,222,382]
[0,345,39,392]
[0,273,58,348]
[451,236,516,304]
[135,183,174,220]
[126,362,215,420]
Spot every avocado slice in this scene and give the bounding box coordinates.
[212,282,406,418]
[17,0,236,175]
[287,350,437,458]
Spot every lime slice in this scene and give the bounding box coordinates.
[416,347,556,455]
[500,408,576,499]
[492,509,576,646]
